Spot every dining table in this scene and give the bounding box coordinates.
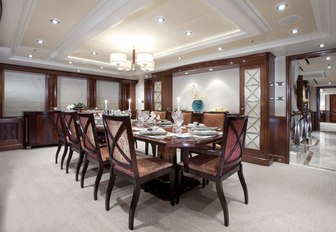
[96,120,223,203]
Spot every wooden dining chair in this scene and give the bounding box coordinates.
[182,111,193,125]
[61,111,84,181]
[202,112,226,129]
[103,115,175,230]
[52,110,69,167]
[177,115,249,227]
[77,113,110,200]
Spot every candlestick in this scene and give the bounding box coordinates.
[104,99,107,111]
[177,96,181,112]
[128,98,131,110]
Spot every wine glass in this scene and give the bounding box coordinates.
[171,111,184,134]
[137,110,149,127]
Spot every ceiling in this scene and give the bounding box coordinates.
[0,0,335,80]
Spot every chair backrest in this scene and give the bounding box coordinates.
[182,111,193,124]
[218,115,248,175]
[203,112,226,129]
[77,113,101,161]
[155,111,166,119]
[61,111,81,148]
[102,115,140,177]
[52,110,66,141]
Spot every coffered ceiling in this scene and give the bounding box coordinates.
[0,0,335,80]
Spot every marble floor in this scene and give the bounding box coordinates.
[290,130,336,171]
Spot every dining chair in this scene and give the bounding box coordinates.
[182,111,193,125]
[77,113,110,200]
[103,114,175,230]
[61,111,84,181]
[52,110,69,167]
[177,115,249,227]
[202,112,226,129]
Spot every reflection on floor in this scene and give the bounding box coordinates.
[290,131,336,171]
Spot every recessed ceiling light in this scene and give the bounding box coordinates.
[28,54,33,58]
[185,71,189,75]
[157,17,165,23]
[50,18,61,24]
[185,31,192,36]
[77,69,81,73]
[177,56,182,60]
[218,47,223,51]
[328,81,331,85]
[319,43,326,48]
[209,68,213,71]
[100,66,103,69]
[36,39,45,44]
[275,3,288,11]
[91,51,98,55]
[290,28,299,34]
[326,56,331,60]
[68,61,72,64]
[328,64,331,69]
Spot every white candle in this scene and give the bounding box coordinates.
[104,99,107,111]
[128,98,131,110]
[177,96,181,112]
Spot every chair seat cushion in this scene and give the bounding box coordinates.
[115,154,172,178]
[179,154,237,176]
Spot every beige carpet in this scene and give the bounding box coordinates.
[0,145,335,232]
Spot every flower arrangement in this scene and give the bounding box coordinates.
[211,106,228,112]
[188,84,206,100]
[302,97,309,105]
[66,102,86,110]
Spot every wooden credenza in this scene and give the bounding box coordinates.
[24,111,58,148]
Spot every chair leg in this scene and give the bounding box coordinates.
[105,168,116,211]
[75,152,84,182]
[94,163,104,200]
[129,182,141,230]
[81,158,89,188]
[60,145,69,170]
[55,144,62,164]
[151,144,157,157]
[202,178,206,188]
[169,169,175,206]
[145,142,149,155]
[66,149,73,174]
[238,167,249,204]
[215,180,229,227]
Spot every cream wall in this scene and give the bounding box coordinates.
[172,69,240,113]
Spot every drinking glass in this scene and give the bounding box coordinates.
[171,111,184,134]
[137,110,149,127]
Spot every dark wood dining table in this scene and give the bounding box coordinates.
[96,122,223,202]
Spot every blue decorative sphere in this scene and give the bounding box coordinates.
[192,100,204,113]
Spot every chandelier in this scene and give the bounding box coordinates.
[110,48,154,72]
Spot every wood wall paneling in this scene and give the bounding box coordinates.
[0,117,24,151]
[45,74,57,110]
[0,68,4,117]
[269,116,287,163]
[87,79,97,109]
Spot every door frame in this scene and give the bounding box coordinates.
[286,48,336,163]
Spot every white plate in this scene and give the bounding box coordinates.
[139,128,167,136]
[192,130,218,136]
[176,133,190,138]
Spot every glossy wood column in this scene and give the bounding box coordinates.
[45,74,57,110]
[87,78,96,109]
[0,67,4,117]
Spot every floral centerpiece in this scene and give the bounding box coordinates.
[66,102,86,110]
[188,84,205,113]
